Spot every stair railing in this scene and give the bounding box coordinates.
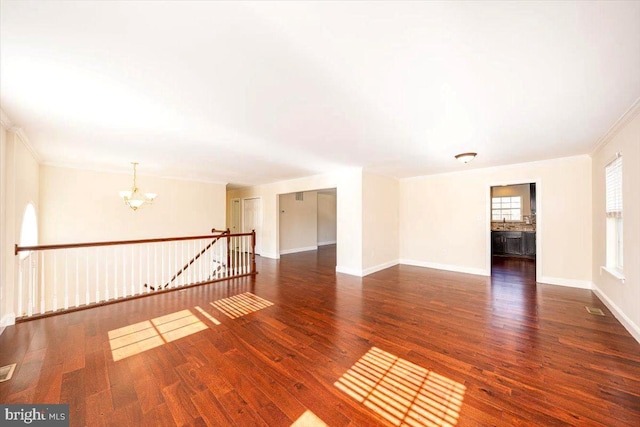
[14,229,257,321]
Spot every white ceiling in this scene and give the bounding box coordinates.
[1,1,639,187]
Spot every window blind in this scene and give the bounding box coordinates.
[605,155,622,218]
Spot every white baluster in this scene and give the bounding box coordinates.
[105,248,109,301]
[114,247,118,299]
[181,241,185,286]
[154,244,158,288]
[64,251,69,309]
[96,247,100,304]
[131,245,135,296]
[147,243,151,292]
[40,251,45,314]
[17,257,23,317]
[161,243,165,288]
[53,252,58,311]
[86,249,90,305]
[75,252,80,308]
[139,244,142,295]
[122,245,126,297]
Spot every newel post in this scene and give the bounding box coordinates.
[251,229,256,275]
[225,228,231,274]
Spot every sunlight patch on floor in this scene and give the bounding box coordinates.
[210,292,274,319]
[290,410,327,427]
[195,305,221,325]
[108,309,209,361]
[335,347,466,427]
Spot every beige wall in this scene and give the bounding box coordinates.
[39,165,226,244]
[591,108,640,342]
[279,191,318,254]
[227,168,364,274]
[362,172,399,274]
[1,128,40,326]
[400,155,593,285]
[0,125,7,327]
[317,191,337,245]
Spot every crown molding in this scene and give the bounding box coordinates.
[0,109,42,162]
[591,97,640,155]
[0,109,14,129]
[41,161,228,185]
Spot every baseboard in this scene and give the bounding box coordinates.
[538,276,593,289]
[318,240,337,246]
[399,259,489,277]
[260,252,280,260]
[592,284,640,344]
[0,313,16,328]
[362,260,400,277]
[279,246,318,255]
[335,265,364,277]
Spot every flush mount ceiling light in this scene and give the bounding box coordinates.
[119,162,157,211]
[454,152,477,164]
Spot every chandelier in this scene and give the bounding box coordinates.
[119,162,157,211]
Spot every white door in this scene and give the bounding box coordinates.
[243,197,261,255]
[231,199,241,234]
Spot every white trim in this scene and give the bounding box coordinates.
[362,260,399,277]
[591,97,640,155]
[600,266,625,283]
[279,246,318,255]
[318,240,337,246]
[400,154,589,182]
[41,161,228,185]
[538,276,593,289]
[260,252,279,260]
[0,109,14,129]
[592,285,640,344]
[400,259,489,277]
[0,313,16,327]
[486,179,542,282]
[335,265,363,277]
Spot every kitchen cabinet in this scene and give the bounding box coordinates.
[492,231,536,258]
[523,232,536,256]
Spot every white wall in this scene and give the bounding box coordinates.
[317,191,337,245]
[227,168,363,274]
[362,172,399,274]
[591,106,640,342]
[279,191,318,254]
[39,165,226,243]
[400,155,593,285]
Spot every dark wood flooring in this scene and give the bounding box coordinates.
[1,246,639,426]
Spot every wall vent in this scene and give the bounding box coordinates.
[295,192,304,201]
[585,306,605,316]
[0,363,16,382]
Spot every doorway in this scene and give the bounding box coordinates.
[490,183,537,282]
[277,188,337,267]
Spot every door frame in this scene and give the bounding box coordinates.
[486,179,542,281]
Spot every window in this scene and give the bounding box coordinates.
[19,203,38,260]
[492,196,521,221]
[605,154,623,272]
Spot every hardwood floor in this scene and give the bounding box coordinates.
[1,246,639,426]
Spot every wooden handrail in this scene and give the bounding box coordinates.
[15,229,253,254]
[146,228,231,291]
